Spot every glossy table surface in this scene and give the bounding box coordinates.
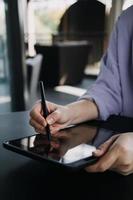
[0,111,133,200]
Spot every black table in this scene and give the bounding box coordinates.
[1,111,133,200]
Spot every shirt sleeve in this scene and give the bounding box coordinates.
[79,19,122,120]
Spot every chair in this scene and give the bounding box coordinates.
[26,54,43,106]
[35,41,92,86]
[53,0,105,64]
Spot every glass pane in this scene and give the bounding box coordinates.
[0,0,7,80]
[123,0,133,10]
[27,0,77,55]
[0,0,11,113]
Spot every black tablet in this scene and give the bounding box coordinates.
[3,124,115,170]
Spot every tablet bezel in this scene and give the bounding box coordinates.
[3,124,115,170]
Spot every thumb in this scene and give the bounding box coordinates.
[94,134,120,157]
[46,110,61,125]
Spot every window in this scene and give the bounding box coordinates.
[27,0,77,55]
[0,0,8,81]
[123,0,133,10]
[0,0,11,113]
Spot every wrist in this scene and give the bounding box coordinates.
[67,99,99,125]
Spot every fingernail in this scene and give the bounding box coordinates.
[43,121,47,127]
[47,118,54,125]
[95,149,101,154]
[93,149,101,156]
[96,148,101,152]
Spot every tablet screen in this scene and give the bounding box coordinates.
[7,124,113,164]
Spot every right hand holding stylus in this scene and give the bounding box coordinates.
[29,101,72,134]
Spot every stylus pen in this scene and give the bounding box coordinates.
[39,81,51,142]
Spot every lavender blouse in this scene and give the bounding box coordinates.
[80,6,133,120]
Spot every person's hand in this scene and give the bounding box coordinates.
[29,101,73,134]
[85,133,133,176]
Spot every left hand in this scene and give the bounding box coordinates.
[85,133,133,175]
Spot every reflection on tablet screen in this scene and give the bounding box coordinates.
[59,144,96,163]
[8,125,113,164]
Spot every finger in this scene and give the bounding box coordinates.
[35,128,45,134]
[46,110,61,125]
[86,146,119,173]
[50,141,60,149]
[30,108,47,127]
[47,101,58,113]
[29,119,45,132]
[49,123,68,134]
[111,168,133,176]
[94,134,120,157]
[49,124,61,134]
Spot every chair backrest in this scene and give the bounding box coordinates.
[26,54,43,106]
[55,0,105,63]
[58,1,105,36]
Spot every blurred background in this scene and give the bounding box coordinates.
[0,0,133,113]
